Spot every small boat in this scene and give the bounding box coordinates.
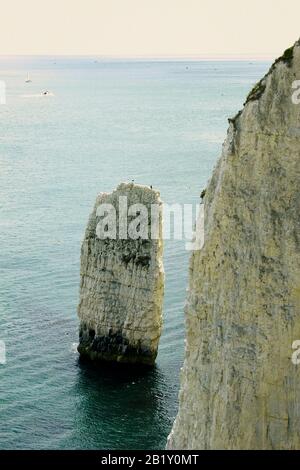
[41,90,50,96]
[25,73,32,83]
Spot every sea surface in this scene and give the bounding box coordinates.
[0,57,270,449]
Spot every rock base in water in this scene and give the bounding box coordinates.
[78,326,157,365]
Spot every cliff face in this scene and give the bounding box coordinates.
[168,41,300,449]
[78,183,164,365]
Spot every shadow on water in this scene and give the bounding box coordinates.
[72,357,172,449]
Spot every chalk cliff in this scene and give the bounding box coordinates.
[78,183,164,365]
[168,40,300,449]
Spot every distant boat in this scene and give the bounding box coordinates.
[25,73,32,83]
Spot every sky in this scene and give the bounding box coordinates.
[0,0,299,58]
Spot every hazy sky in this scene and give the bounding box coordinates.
[1,0,299,57]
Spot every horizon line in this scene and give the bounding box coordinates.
[0,52,277,60]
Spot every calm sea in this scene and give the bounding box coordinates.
[0,57,269,449]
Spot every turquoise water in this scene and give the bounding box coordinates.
[0,57,270,449]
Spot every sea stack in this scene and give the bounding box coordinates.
[168,40,300,449]
[78,183,164,366]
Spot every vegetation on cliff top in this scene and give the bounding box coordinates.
[229,41,299,128]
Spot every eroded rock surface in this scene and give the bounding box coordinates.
[168,40,300,449]
[78,183,164,365]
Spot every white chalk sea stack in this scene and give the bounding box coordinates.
[78,183,164,365]
[168,40,300,449]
